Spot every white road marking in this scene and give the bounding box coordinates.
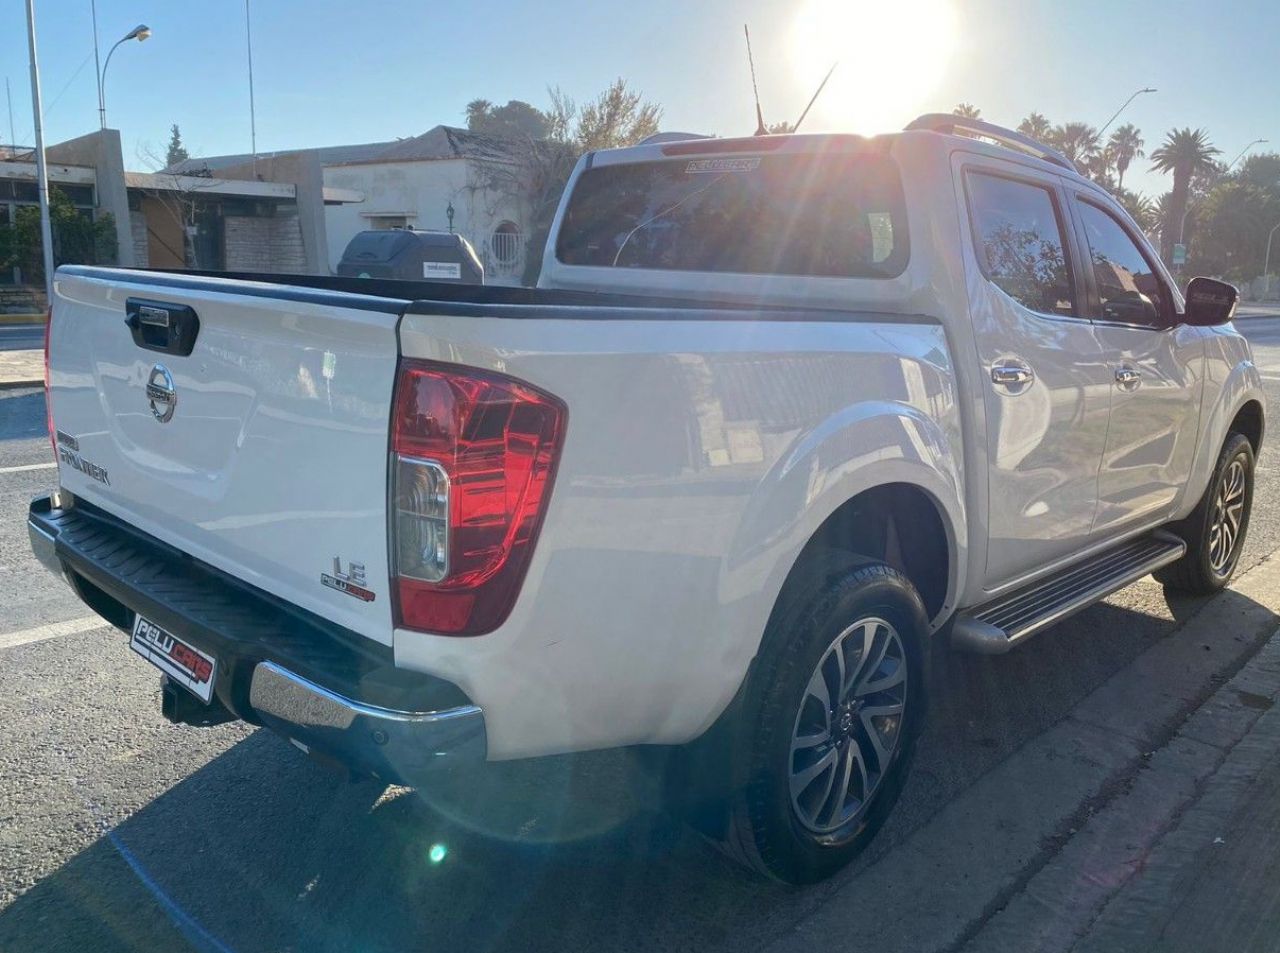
[0,461,56,475]
[0,616,106,651]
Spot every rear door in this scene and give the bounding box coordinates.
[1063,192,1204,534]
[47,269,404,644]
[956,159,1112,589]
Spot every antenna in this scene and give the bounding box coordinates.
[793,61,838,132]
[744,24,767,136]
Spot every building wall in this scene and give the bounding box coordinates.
[323,158,530,284]
[129,211,149,267]
[224,208,307,273]
[216,153,329,275]
[46,129,135,267]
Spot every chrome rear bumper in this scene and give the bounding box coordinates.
[28,491,486,784]
[249,661,486,780]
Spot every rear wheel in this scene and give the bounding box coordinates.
[1156,432,1254,594]
[713,562,928,883]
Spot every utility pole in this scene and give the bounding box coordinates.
[90,0,103,129]
[5,77,16,153]
[245,0,257,177]
[1265,221,1280,299]
[24,0,56,302]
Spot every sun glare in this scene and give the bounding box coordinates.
[790,0,958,135]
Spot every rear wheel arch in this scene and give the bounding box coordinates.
[778,482,955,624]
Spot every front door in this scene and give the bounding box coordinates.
[960,163,1112,588]
[1068,195,1204,534]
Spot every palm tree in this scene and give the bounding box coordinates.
[1116,189,1157,233]
[953,103,981,119]
[1017,113,1052,141]
[1150,128,1221,259]
[1107,124,1145,190]
[1054,122,1101,166]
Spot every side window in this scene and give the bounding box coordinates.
[1075,200,1167,328]
[966,172,1076,317]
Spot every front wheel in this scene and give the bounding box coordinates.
[715,563,928,883]
[1156,432,1255,594]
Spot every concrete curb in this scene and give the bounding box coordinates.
[0,379,43,391]
[962,621,1280,953]
[763,555,1280,953]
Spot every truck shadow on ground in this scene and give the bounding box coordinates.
[0,585,1272,953]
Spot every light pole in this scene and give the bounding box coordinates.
[24,0,55,301]
[1265,221,1280,299]
[1097,87,1156,139]
[1227,139,1267,171]
[98,23,150,129]
[1177,137,1269,251]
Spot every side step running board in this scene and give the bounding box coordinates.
[951,531,1187,654]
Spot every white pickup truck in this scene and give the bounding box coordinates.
[29,115,1263,883]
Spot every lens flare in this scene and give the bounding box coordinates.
[790,0,958,135]
[428,843,448,864]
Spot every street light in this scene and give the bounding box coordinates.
[1177,137,1270,249]
[1227,139,1268,171]
[98,24,151,130]
[1265,221,1280,299]
[1097,87,1156,138]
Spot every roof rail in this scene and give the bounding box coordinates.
[905,113,1077,173]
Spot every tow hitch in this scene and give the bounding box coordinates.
[160,675,236,727]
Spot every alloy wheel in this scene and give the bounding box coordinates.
[1208,457,1247,576]
[788,616,908,835]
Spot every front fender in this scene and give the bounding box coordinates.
[1177,336,1265,520]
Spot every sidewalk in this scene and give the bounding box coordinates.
[964,625,1280,953]
[0,350,42,389]
[1070,640,1280,953]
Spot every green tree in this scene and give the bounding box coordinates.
[165,124,189,168]
[0,188,117,283]
[1107,124,1144,190]
[464,99,551,140]
[1150,127,1221,261]
[573,78,662,152]
[467,79,662,284]
[768,120,797,134]
[953,103,981,119]
[1017,113,1052,141]
[1053,122,1101,166]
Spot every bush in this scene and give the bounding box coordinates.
[0,187,118,283]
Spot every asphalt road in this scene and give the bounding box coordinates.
[0,325,44,352]
[3,314,1280,953]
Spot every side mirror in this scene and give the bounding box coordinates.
[1183,276,1238,326]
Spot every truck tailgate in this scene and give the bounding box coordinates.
[48,269,404,645]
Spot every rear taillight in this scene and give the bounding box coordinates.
[43,308,54,457]
[390,360,566,635]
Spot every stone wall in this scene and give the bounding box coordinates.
[129,211,149,267]
[223,209,306,273]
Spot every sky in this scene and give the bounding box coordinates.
[2,0,1278,200]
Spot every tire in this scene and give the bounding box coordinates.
[1155,432,1254,595]
[712,562,928,884]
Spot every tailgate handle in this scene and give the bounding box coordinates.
[125,298,200,357]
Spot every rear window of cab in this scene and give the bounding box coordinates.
[555,152,909,279]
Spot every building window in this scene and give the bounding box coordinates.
[490,221,522,267]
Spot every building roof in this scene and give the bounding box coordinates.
[169,125,518,175]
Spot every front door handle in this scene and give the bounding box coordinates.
[1115,366,1141,391]
[991,361,1034,388]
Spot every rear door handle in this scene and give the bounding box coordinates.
[1115,367,1141,391]
[991,361,1034,388]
